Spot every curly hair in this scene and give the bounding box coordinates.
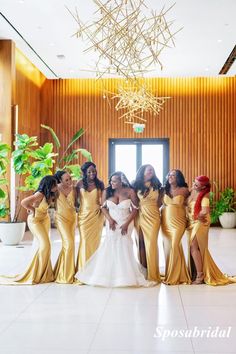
[106,171,131,199]
[132,164,162,195]
[36,175,57,204]
[164,169,188,195]
[81,162,104,191]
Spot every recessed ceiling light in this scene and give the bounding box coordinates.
[217,39,222,43]
[57,54,65,60]
[18,0,25,3]
[205,67,209,71]
[69,69,75,73]
[49,42,55,47]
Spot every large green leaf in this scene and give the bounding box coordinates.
[65,164,82,179]
[14,134,38,149]
[63,151,78,163]
[65,128,84,152]
[0,178,8,185]
[76,148,93,161]
[0,203,9,218]
[41,124,61,149]
[0,143,11,152]
[0,188,6,198]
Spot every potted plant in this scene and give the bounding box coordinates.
[0,134,57,245]
[210,186,236,228]
[0,126,92,244]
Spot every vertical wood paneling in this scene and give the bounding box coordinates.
[14,48,46,221]
[15,48,45,139]
[0,40,14,146]
[40,77,236,191]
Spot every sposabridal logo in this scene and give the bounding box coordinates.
[154,326,232,341]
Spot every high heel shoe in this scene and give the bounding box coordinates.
[192,272,204,284]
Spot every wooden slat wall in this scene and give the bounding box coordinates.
[40,77,236,190]
[14,49,46,221]
[0,40,14,146]
[15,48,46,138]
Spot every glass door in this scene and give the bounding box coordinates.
[109,139,169,183]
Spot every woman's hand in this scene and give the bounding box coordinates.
[120,222,129,235]
[109,218,117,231]
[198,212,207,222]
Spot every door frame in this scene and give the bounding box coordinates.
[109,138,169,183]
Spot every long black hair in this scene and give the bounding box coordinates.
[36,175,57,204]
[106,171,131,199]
[81,162,104,191]
[54,170,67,183]
[164,169,188,195]
[132,164,162,195]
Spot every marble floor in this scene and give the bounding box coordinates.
[0,227,236,354]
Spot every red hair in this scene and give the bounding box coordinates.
[194,175,211,220]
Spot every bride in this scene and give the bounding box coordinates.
[75,171,156,287]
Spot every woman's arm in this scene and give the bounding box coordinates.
[157,187,165,208]
[120,189,139,235]
[21,192,44,216]
[101,190,117,230]
[75,180,82,209]
[198,194,210,222]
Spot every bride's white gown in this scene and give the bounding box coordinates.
[75,199,156,287]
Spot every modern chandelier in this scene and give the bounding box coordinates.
[69,0,180,129]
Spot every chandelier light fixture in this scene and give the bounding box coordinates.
[69,0,180,79]
[108,81,170,125]
[68,0,180,130]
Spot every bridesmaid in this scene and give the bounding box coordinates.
[187,175,236,285]
[161,169,191,285]
[132,164,162,283]
[76,162,104,272]
[0,175,57,285]
[53,170,77,284]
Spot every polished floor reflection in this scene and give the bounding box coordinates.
[0,227,236,354]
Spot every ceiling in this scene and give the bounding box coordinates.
[0,0,235,79]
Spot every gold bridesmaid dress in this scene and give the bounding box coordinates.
[136,188,161,282]
[54,190,77,283]
[161,194,191,285]
[76,188,104,272]
[187,197,236,285]
[0,197,54,285]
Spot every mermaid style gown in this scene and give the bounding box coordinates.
[0,197,54,285]
[76,188,104,272]
[54,190,77,283]
[161,194,191,285]
[187,197,236,285]
[75,199,156,287]
[135,188,161,283]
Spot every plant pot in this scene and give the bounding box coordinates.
[0,222,26,245]
[219,212,236,229]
